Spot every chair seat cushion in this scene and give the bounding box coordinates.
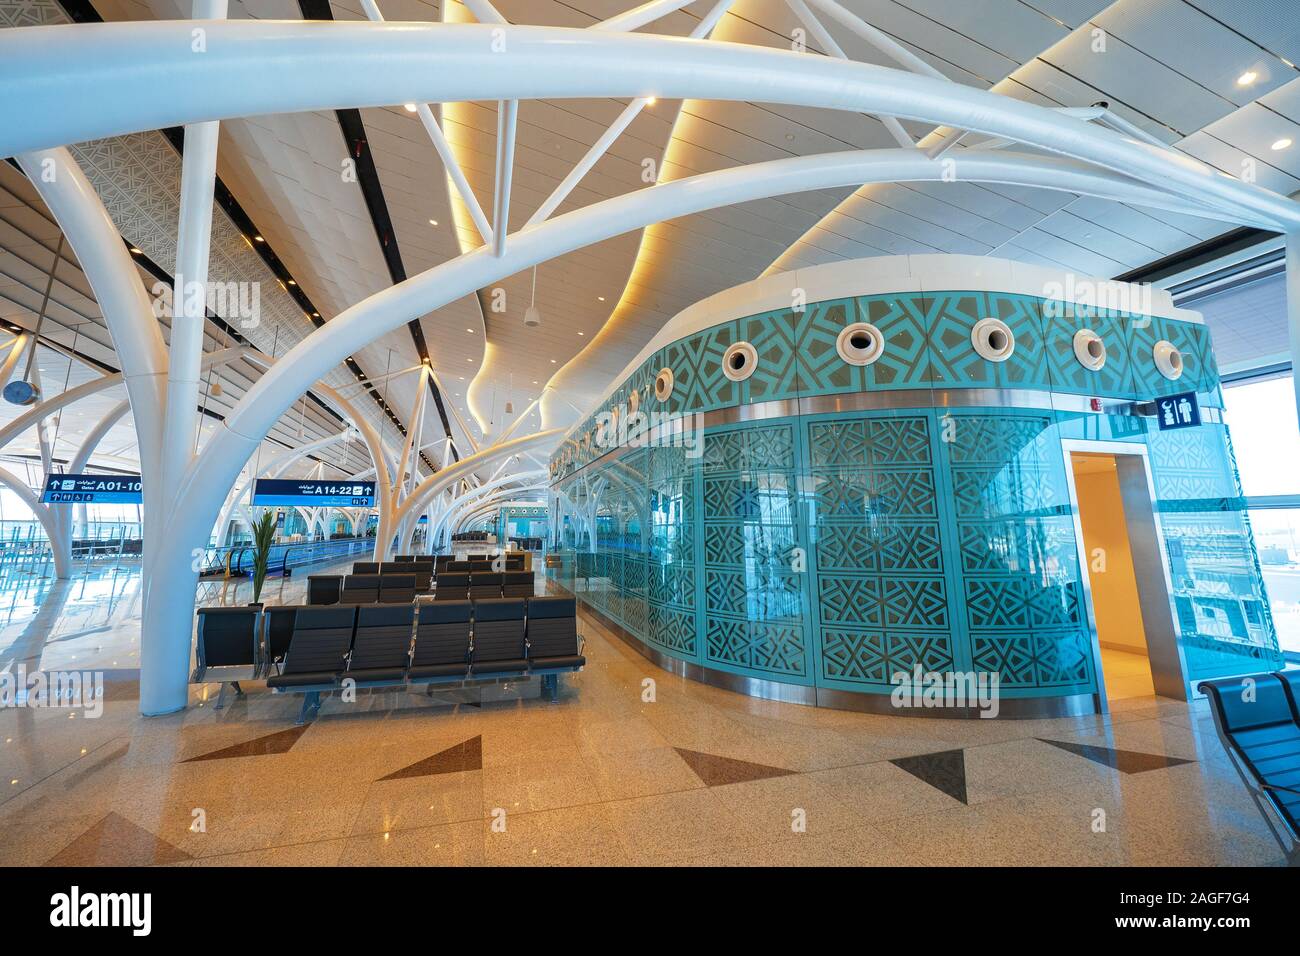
[345,667,407,683]
[530,655,585,670]
[408,663,470,680]
[471,658,528,675]
[267,671,339,689]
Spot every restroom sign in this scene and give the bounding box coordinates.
[1155,390,1201,431]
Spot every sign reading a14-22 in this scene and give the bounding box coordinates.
[252,479,376,508]
[41,474,143,504]
[1154,390,1201,431]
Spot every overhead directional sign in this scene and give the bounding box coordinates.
[1155,390,1201,431]
[252,479,376,508]
[41,474,143,504]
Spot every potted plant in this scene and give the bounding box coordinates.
[250,510,277,607]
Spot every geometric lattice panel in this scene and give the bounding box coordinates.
[821,628,955,684]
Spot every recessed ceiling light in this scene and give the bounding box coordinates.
[1237,71,1258,86]
[577,331,585,336]
[253,235,264,242]
[429,219,438,226]
[550,359,557,364]
[128,247,142,255]
[404,103,418,112]
[466,328,474,333]
[287,279,296,285]
[597,296,605,301]
[1272,137,1293,150]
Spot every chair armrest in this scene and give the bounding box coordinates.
[1262,781,1300,797]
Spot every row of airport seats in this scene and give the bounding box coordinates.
[266,597,582,719]
[1200,671,1300,863]
[451,532,491,543]
[434,570,534,601]
[308,561,536,605]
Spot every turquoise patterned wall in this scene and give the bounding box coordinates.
[549,288,1281,706]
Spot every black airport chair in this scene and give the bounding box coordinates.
[470,598,527,676]
[379,561,406,577]
[435,555,453,571]
[352,561,380,575]
[307,574,342,606]
[409,601,472,680]
[525,597,584,669]
[506,555,525,571]
[469,560,493,575]
[1200,673,1300,861]
[267,605,356,689]
[192,607,262,707]
[346,604,415,682]
[470,571,503,600]
[503,570,534,598]
[468,553,488,562]
[395,555,416,563]
[435,572,469,601]
[379,573,417,604]
[409,563,434,592]
[448,561,471,573]
[340,573,381,604]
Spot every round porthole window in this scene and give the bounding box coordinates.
[971,317,1015,363]
[836,322,885,366]
[1072,328,1107,371]
[1153,340,1184,380]
[654,367,674,402]
[722,341,758,382]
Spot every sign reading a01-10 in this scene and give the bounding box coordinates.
[41,474,143,504]
[252,478,376,508]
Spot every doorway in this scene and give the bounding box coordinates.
[1066,446,1187,705]
[1071,454,1153,699]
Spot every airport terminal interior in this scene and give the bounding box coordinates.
[2,0,1300,869]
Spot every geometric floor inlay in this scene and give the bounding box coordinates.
[182,725,311,762]
[1038,738,1195,775]
[673,747,796,787]
[890,749,968,804]
[380,735,483,780]
[45,812,192,866]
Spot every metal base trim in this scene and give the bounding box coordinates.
[573,596,1099,719]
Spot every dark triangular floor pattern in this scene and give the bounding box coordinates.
[890,749,968,804]
[673,747,795,787]
[1039,738,1195,774]
[45,812,192,866]
[380,735,483,780]
[183,724,310,762]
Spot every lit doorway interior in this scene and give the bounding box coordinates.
[1070,452,1155,700]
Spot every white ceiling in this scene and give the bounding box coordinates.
[4,0,1299,483]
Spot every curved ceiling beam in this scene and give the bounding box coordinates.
[3,22,1296,232]
[390,429,563,534]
